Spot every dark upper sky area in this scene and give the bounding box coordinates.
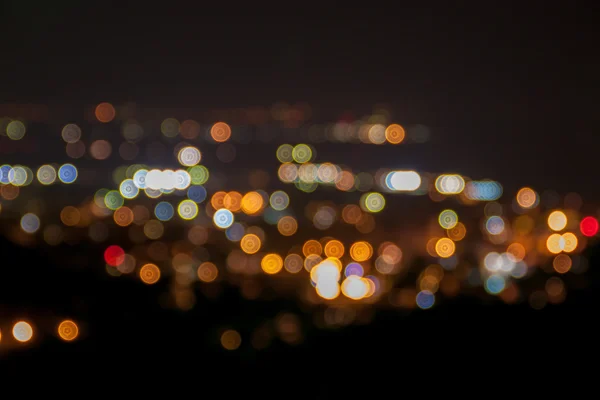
[0,1,598,197]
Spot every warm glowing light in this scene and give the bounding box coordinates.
[302,240,323,257]
[240,234,261,254]
[223,191,243,212]
[546,233,563,254]
[342,276,369,299]
[516,187,537,209]
[385,124,405,144]
[349,241,373,262]
[548,211,567,231]
[58,320,79,342]
[241,191,264,215]
[261,253,284,274]
[506,243,526,262]
[561,232,578,253]
[95,102,116,123]
[221,329,241,350]
[140,263,161,284]
[277,216,298,236]
[553,254,572,274]
[198,262,218,282]
[435,238,455,258]
[324,240,345,258]
[13,321,33,342]
[211,122,232,142]
[447,222,466,241]
[435,174,465,194]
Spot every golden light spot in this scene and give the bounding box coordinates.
[60,206,81,227]
[240,234,261,254]
[198,262,218,282]
[324,240,345,258]
[561,232,578,253]
[140,263,161,284]
[341,276,369,300]
[385,123,406,144]
[548,210,567,231]
[349,241,373,262]
[12,321,33,342]
[223,191,243,212]
[95,102,116,123]
[210,191,227,210]
[447,222,466,241]
[261,253,284,274]
[516,187,537,209]
[553,254,572,274]
[58,320,79,342]
[435,238,455,258]
[302,239,322,257]
[277,215,298,236]
[241,191,264,215]
[546,233,563,254]
[113,206,134,227]
[221,329,241,350]
[506,242,526,262]
[211,122,232,142]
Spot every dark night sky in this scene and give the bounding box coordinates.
[1,2,598,197]
[1,2,599,371]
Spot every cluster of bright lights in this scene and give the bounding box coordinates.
[0,163,78,186]
[4,103,600,352]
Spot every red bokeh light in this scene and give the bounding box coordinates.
[580,216,599,237]
[104,245,125,266]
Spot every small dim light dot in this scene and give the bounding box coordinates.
[221,329,241,350]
